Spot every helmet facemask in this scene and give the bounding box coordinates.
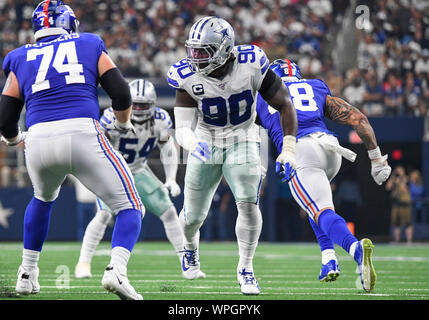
[131,102,155,124]
[185,41,230,75]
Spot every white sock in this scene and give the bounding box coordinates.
[160,206,184,255]
[22,249,40,271]
[348,241,359,258]
[321,249,337,265]
[78,210,111,263]
[110,246,130,274]
[235,202,262,271]
[178,208,202,251]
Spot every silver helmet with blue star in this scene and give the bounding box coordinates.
[185,16,235,75]
[129,79,157,123]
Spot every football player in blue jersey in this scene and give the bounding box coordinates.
[256,59,392,292]
[0,1,144,300]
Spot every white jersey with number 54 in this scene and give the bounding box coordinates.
[167,45,270,148]
[100,107,173,173]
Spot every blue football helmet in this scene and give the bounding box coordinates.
[32,1,79,41]
[270,58,303,81]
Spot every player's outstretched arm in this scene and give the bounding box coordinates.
[324,95,391,185]
[173,89,211,163]
[259,69,298,182]
[0,71,26,146]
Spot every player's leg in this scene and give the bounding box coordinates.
[223,141,263,295]
[132,169,184,260]
[16,132,69,295]
[72,121,143,299]
[290,166,375,292]
[75,198,113,278]
[291,136,341,282]
[179,150,223,279]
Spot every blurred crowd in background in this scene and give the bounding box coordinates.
[1,0,429,117]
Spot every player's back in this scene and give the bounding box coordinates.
[3,32,106,129]
[283,78,334,139]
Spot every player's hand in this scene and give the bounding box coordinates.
[371,155,391,185]
[164,180,181,197]
[105,119,136,135]
[276,135,297,183]
[191,141,211,163]
[1,131,27,146]
[368,147,392,185]
[276,154,296,183]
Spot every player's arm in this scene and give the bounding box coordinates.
[158,137,181,197]
[98,52,134,132]
[173,89,211,162]
[258,69,298,182]
[0,71,26,146]
[324,95,391,185]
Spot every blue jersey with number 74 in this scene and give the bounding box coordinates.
[256,78,334,153]
[2,33,106,129]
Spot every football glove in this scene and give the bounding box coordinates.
[164,180,181,197]
[191,141,211,163]
[104,119,136,135]
[368,147,392,185]
[276,135,297,183]
[1,131,27,146]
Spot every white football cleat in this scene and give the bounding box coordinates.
[237,268,260,295]
[74,261,92,279]
[15,266,40,295]
[101,264,143,300]
[180,247,204,280]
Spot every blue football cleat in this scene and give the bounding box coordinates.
[319,259,340,282]
[354,238,376,292]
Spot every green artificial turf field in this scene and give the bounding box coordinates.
[1,241,428,300]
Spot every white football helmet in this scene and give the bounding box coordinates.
[129,79,157,123]
[185,16,235,75]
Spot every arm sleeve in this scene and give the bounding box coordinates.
[256,94,284,154]
[0,95,24,138]
[159,138,179,182]
[99,68,131,111]
[173,107,199,152]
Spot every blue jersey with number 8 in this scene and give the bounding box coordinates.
[2,33,106,129]
[256,78,334,153]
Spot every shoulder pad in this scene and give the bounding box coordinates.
[167,58,195,89]
[154,107,173,129]
[235,44,270,76]
[100,107,115,128]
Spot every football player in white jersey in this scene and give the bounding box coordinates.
[167,16,297,295]
[74,79,207,279]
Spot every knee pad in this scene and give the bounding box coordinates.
[236,201,262,225]
[159,206,178,224]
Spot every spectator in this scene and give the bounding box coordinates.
[343,69,366,109]
[362,72,384,116]
[415,49,429,76]
[383,72,404,116]
[409,169,425,224]
[386,166,413,244]
[404,71,425,116]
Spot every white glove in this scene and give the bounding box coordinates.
[190,141,211,163]
[368,147,392,185]
[1,131,27,146]
[104,119,136,135]
[164,180,181,197]
[276,135,297,182]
